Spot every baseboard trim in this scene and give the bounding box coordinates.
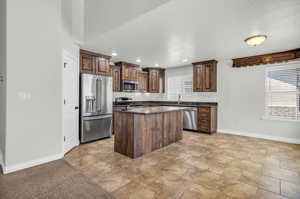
[3,153,64,174]
[218,129,300,144]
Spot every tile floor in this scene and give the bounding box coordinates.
[65,131,300,199]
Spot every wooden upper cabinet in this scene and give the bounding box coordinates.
[96,57,110,75]
[138,71,148,92]
[122,66,130,80]
[112,66,121,92]
[193,60,217,92]
[144,68,165,93]
[130,68,138,81]
[80,53,95,74]
[149,70,159,93]
[80,49,111,76]
[115,62,139,82]
[193,65,204,91]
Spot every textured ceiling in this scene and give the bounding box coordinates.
[82,0,300,67]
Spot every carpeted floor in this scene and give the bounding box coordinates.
[0,159,115,199]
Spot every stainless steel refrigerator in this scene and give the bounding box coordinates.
[80,74,112,143]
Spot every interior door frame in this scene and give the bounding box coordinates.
[62,49,80,155]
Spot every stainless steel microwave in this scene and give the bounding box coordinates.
[123,80,138,92]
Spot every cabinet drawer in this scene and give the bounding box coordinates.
[199,126,210,132]
[199,119,210,125]
[199,112,210,119]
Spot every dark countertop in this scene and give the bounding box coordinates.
[115,106,193,114]
[113,100,217,107]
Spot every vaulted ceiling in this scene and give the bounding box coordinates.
[81,0,300,67]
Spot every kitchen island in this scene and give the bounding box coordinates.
[114,106,190,158]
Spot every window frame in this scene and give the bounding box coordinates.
[264,61,300,122]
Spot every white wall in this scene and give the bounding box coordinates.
[0,0,7,165]
[5,0,63,169]
[218,60,300,141]
[61,0,84,57]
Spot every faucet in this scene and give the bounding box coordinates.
[177,94,182,104]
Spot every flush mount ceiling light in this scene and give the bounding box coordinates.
[111,52,118,57]
[182,59,188,63]
[155,64,160,67]
[244,35,267,46]
[136,59,141,63]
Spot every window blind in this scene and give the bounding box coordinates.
[182,80,193,95]
[265,63,300,121]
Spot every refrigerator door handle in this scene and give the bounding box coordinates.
[82,115,112,121]
[96,78,100,112]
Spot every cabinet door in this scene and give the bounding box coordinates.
[193,65,204,92]
[198,107,217,134]
[122,66,130,80]
[143,73,148,92]
[198,107,211,133]
[131,68,138,81]
[80,54,95,74]
[137,71,143,91]
[112,67,121,92]
[149,70,159,93]
[96,57,110,75]
[203,63,217,92]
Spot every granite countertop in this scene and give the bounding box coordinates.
[116,106,192,114]
[113,101,217,107]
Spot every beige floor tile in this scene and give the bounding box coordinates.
[256,189,289,199]
[281,180,300,199]
[262,167,300,185]
[239,170,280,194]
[221,182,257,199]
[64,131,300,198]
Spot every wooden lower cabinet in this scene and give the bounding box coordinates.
[112,106,127,133]
[114,111,183,158]
[198,106,217,134]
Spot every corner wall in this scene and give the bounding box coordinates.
[61,0,84,57]
[218,60,300,142]
[0,0,7,166]
[5,0,63,171]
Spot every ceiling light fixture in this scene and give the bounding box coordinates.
[136,59,141,63]
[244,35,267,46]
[155,64,160,67]
[182,59,188,63]
[111,52,118,57]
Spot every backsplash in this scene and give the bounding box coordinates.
[113,92,218,102]
[113,92,167,101]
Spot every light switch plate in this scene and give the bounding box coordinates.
[0,74,4,86]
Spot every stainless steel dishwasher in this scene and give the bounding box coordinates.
[183,107,198,131]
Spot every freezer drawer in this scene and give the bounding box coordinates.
[81,115,112,143]
[183,108,198,131]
